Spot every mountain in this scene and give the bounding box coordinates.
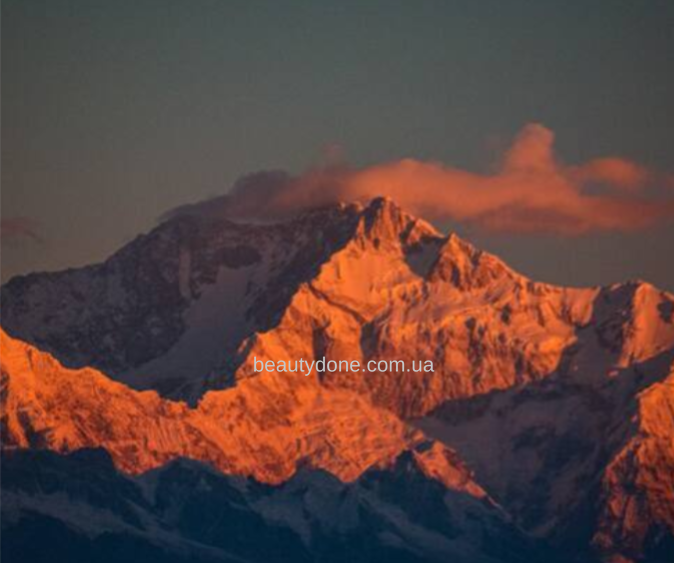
[2,197,674,562]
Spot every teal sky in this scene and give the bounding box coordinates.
[2,0,674,289]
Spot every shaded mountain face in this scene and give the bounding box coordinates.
[0,203,366,398]
[1,448,550,563]
[2,197,674,562]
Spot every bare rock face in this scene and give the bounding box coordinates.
[2,197,674,562]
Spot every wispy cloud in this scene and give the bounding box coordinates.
[1,217,43,243]
[165,124,674,236]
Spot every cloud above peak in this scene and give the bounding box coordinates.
[167,123,674,236]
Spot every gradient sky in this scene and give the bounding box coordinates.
[3,0,674,290]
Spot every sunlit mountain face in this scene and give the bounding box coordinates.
[2,198,674,563]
